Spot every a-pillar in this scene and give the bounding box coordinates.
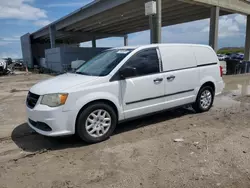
[209,6,219,52]
[49,25,56,48]
[244,15,250,61]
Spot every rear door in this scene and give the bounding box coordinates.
[119,48,165,119]
[159,45,199,109]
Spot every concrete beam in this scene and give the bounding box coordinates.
[96,3,194,33]
[33,28,49,39]
[56,31,124,38]
[190,0,250,15]
[111,8,210,33]
[209,6,219,52]
[32,0,133,39]
[72,0,182,32]
[244,15,250,61]
[49,25,56,48]
[66,0,145,32]
[57,0,132,30]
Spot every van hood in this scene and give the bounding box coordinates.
[30,73,99,95]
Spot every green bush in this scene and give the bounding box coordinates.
[217,48,244,54]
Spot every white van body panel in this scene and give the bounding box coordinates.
[159,45,199,108]
[159,45,197,70]
[26,44,224,137]
[121,72,166,119]
[192,46,224,95]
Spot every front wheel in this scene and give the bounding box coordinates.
[76,102,117,143]
[192,86,214,113]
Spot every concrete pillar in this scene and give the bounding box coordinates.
[92,37,96,48]
[49,25,56,48]
[149,0,162,44]
[149,15,156,44]
[124,35,128,46]
[244,15,250,61]
[156,0,162,43]
[209,6,219,52]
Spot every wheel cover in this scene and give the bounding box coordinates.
[85,109,111,138]
[200,90,212,109]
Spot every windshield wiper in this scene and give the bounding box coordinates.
[75,72,88,75]
[75,72,96,76]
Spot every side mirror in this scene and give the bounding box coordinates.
[119,67,137,79]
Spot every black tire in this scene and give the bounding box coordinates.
[192,86,214,113]
[76,102,117,143]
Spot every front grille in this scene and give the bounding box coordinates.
[26,92,40,109]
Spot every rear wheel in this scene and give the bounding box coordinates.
[192,86,214,113]
[76,102,117,143]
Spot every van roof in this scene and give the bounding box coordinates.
[113,43,211,50]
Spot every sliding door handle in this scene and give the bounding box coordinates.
[167,75,175,81]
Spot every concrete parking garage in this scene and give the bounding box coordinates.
[21,0,250,69]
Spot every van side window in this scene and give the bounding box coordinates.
[123,48,160,77]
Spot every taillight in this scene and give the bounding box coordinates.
[219,66,223,77]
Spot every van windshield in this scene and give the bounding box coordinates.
[76,49,133,76]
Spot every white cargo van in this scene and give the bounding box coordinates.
[26,44,224,143]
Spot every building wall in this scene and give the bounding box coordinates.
[20,33,33,68]
[32,42,81,66]
[45,47,109,73]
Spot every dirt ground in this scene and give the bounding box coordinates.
[0,73,250,188]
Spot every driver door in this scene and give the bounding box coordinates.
[119,48,165,119]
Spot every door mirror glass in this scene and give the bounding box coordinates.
[119,67,137,79]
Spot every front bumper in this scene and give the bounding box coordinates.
[26,103,76,137]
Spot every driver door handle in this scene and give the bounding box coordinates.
[154,78,163,83]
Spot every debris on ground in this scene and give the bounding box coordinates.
[193,142,199,146]
[0,59,26,76]
[242,135,249,139]
[173,138,184,142]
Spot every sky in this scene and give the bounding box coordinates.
[0,0,248,58]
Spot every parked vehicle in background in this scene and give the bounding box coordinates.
[0,59,8,75]
[217,54,228,61]
[26,44,224,143]
[238,53,244,60]
[224,53,231,61]
[225,53,244,61]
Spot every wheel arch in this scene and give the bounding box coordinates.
[75,99,119,130]
[200,81,215,93]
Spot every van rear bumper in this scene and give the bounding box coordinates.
[215,81,225,95]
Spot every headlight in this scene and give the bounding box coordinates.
[41,93,68,107]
